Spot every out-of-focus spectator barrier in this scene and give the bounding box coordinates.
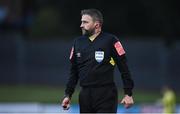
[0,36,180,91]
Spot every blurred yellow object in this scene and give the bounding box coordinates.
[162,87,176,114]
[109,57,115,66]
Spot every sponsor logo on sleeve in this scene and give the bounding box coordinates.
[114,41,125,56]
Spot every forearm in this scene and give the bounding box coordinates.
[65,64,79,98]
[117,55,134,96]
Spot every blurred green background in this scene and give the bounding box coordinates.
[0,85,180,104]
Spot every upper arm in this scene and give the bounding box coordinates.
[112,37,126,59]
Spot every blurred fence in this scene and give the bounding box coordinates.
[0,35,180,91]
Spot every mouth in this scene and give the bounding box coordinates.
[81,28,86,31]
[81,28,87,34]
[81,28,93,36]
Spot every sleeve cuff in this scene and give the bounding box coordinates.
[64,94,72,99]
[124,88,133,96]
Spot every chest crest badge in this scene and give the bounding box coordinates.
[95,51,104,63]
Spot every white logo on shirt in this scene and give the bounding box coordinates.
[76,52,81,57]
[95,51,104,63]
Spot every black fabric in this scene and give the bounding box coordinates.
[79,84,118,113]
[65,32,134,98]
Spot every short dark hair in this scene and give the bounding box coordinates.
[81,9,103,25]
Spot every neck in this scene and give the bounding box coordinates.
[89,28,101,42]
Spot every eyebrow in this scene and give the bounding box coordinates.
[81,20,88,23]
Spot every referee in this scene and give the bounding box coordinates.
[61,8,134,113]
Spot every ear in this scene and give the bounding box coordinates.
[95,22,100,28]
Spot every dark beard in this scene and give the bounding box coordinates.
[82,28,95,37]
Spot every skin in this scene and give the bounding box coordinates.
[121,95,134,108]
[80,14,101,37]
[61,14,134,110]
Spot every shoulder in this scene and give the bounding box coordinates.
[101,32,119,42]
[74,36,85,41]
[72,36,86,44]
[102,32,115,38]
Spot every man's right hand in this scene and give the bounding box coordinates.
[61,97,71,110]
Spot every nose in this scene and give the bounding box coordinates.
[80,23,83,28]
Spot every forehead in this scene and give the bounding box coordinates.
[81,14,93,21]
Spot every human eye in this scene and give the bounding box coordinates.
[82,20,88,24]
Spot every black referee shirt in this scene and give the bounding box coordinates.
[65,32,134,98]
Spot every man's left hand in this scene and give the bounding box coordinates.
[120,95,134,108]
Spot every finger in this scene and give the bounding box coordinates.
[125,104,130,109]
[124,103,132,108]
[62,103,69,108]
[121,99,125,104]
[126,100,134,105]
[61,98,70,110]
[62,104,67,110]
[63,99,70,104]
[61,102,67,107]
[124,98,133,104]
[63,104,70,110]
[62,98,70,105]
[63,105,67,109]
[125,102,133,108]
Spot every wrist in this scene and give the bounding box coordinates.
[124,88,132,96]
[63,94,71,100]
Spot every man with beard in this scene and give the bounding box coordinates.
[61,9,134,113]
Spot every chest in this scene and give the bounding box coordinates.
[75,38,112,63]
